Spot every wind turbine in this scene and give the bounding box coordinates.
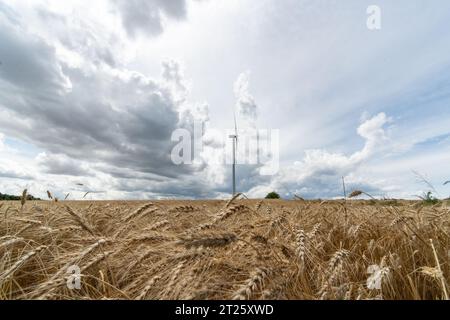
[229,113,238,195]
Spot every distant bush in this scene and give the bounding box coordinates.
[419,191,439,205]
[265,192,281,199]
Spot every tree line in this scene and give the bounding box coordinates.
[0,192,41,201]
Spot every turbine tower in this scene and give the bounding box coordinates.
[229,113,238,195]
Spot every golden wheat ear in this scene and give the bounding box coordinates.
[20,189,27,209]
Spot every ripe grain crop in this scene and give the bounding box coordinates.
[0,199,449,300]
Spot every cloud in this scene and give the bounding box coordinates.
[111,0,188,38]
[0,3,227,199]
[0,9,208,186]
[161,60,189,102]
[247,113,391,198]
[350,112,391,162]
[36,153,91,177]
[35,7,119,68]
[0,133,36,181]
[0,9,71,94]
[234,71,258,128]
[0,166,34,180]
[297,113,390,177]
[0,132,4,150]
[1,1,449,200]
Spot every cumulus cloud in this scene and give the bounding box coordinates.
[297,112,390,175]
[35,7,119,68]
[161,60,189,103]
[350,112,391,163]
[111,0,187,38]
[0,6,213,198]
[234,71,258,128]
[247,113,391,199]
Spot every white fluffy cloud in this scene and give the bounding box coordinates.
[234,71,258,128]
[247,113,391,199]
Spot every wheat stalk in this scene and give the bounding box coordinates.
[255,200,263,211]
[173,205,196,213]
[232,267,271,300]
[328,249,350,272]
[144,220,169,231]
[0,237,25,250]
[295,229,307,265]
[225,193,242,208]
[122,203,156,223]
[80,250,113,272]
[43,240,107,281]
[21,189,27,209]
[128,233,174,242]
[12,218,42,225]
[31,239,108,298]
[65,206,96,236]
[307,223,321,238]
[136,275,161,300]
[429,239,449,300]
[163,261,185,299]
[0,245,47,285]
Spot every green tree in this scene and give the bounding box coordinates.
[265,191,281,199]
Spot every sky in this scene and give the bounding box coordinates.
[0,0,450,200]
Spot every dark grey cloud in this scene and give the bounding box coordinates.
[36,153,91,177]
[0,10,203,186]
[112,0,187,38]
[0,1,235,199]
[112,173,218,199]
[0,13,70,93]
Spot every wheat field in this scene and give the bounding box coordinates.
[0,198,449,300]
